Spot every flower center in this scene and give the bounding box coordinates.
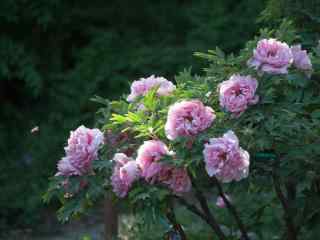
[267,49,277,57]
[219,152,227,161]
[233,88,243,96]
[184,115,194,124]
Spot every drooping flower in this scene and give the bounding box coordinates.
[158,165,191,195]
[157,164,175,185]
[136,140,170,181]
[167,168,192,195]
[165,100,215,140]
[219,74,259,117]
[56,126,104,176]
[291,44,312,74]
[248,38,293,74]
[111,153,140,198]
[203,130,250,183]
[127,75,176,102]
[216,194,231,208]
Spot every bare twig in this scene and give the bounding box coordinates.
[210,177,250,240]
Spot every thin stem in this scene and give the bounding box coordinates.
[211,177,250,240]
[190,176,227,240]
[166,201,187,240]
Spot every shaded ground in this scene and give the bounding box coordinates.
[2,199,217,240]
[2,210,106,240]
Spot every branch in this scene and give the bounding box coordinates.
[272,172,297,240]
[190,176,227,240]
[174,196,206,220]
[210,177,250,240]
[166,202,187,240]
[175,196,227,240]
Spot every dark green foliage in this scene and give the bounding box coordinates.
[0,0,266,229]
[98,21,318,239]
[260,0,320,47]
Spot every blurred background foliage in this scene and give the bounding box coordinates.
[0,0,319,233]
[259,0,320,47]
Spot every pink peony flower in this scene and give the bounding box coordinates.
[136,140,170,181]
[127,75,176,102]
[57,157,80,176]
[113,153,131,165]
[219,74,259,117]
[120,161,140,186]
[158,166,191,195]
[248,38,293,74]
[111,153,140,198]
[56,126,104,176]
[216,194,231,208]
[165,100,215,140]
[167,168,192,195]
[203,130,250,183]
[291,45,312,73]
[157,164,175,185]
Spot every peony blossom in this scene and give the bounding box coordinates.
[291,45,312,73]
[127,75,176,102]
[111,153,140,198]
[203,130,250,183]
[136,140,170,181]
[158,165,191,195]
[113,153,132,165]
[57,158,80,176]
[165,100,215,140]
[157,164,175,185]
[248,38,293,74]
[216,194,231,208]
[219,74,259,117]
[167,168,192,195]
[56,125,104,176]
[120,161,140,186]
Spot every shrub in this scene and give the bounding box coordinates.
[0,0,265,228]
[45,21,320,239]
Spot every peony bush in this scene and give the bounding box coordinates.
[44,21,320,239]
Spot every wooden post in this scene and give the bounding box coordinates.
[104,195,118,240]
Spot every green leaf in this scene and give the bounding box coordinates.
[287,73,309,87]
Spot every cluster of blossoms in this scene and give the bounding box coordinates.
[248,38,312,75]
[111,140,191,197]
[218,38,312,117]
[110,72,252,197]
[56,126,104,176]
[55,38,312,205]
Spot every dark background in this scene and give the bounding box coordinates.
[0,0,318,234]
